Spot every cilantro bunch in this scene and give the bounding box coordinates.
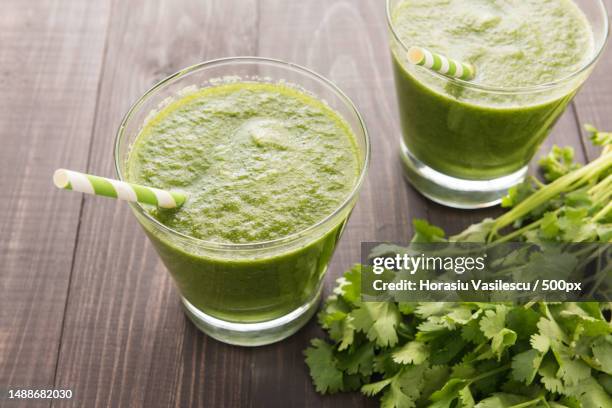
[305,126,612,407]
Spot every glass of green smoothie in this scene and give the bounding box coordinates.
[114,57,370,346]
[387,0,609,208]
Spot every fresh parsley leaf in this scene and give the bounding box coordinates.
[538,355,565,394]
[412,219,446,243]
[304,133,612,407]
[474,393,532,408]
[352,302,401,348]
[334,264,362,305]
[538,145,582,182]
[591,336,612,375]
[555,346,591,386]
[565,376,612,408]
[392,341,429,365]
[511,349,543,385]
[337,342,375,376]
[502,180,537,208]
[585,124,612,147]
[428,378,468,408]
[304,339,344,394]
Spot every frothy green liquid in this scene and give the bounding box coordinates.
[129,82,360,243]
[391,0,594,180]
[126,82,361,323]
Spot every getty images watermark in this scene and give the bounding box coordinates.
[360,242,610,302]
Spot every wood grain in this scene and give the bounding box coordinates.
[255,2,421,406]
[0,1,110,405]
[572,0,612,160]
[51,1,258,407]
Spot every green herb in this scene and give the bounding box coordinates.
[305,127,612,407]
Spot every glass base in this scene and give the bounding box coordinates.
[400,140,527,209]
[181,287,322,347]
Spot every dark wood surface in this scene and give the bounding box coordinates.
[1,1,610,407]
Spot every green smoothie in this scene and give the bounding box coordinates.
[390,0,594,180]
[126,82,361,322]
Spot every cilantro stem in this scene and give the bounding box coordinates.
[469,364,510,383]
[589,173,612,196]
[493,217,544,243]
[532,177,546,189]
[508,396,548,408]
[523,301,536,309]
[490,152,612,239]
[592,201,612,222]
[586,263,611,298]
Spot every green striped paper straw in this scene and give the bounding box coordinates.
[407,46,475,81]
[53,169,186,209]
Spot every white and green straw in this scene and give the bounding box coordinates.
[53,169,186,209]
[407,46,475,81]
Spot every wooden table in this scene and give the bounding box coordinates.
[1,1,611,406]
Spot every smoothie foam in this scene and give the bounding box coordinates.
[128,82,360,243]
[393,0,594,89]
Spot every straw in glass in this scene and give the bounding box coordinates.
[53,169,186,208]
[407,46,475,81]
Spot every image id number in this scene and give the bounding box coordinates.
[6,389,73,399]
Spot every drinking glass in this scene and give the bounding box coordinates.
[114,57,370,346]
[386,0,609,208]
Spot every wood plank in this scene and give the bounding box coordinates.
[572,0,612,160]
[251,0,583,406]
[52,1,258,407]
[254,1,425,406]
[50,1,602,408]
[0,0,110,403]
[255,1,587,406]
[258,0,428,279]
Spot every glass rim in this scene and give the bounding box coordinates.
[385,0,610,94]
[114,56,370,251]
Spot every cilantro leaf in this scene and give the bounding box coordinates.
[585,124,612,147]
[511,349,543,385]
[506,307,540,340]
[538,145,582,182]
[380,382,413,408]
[352,302,401,348]
[304,133,612,408]
[334,264,361,304]
[304,339,344,394]
[361,377,393,396]
[539,356,565,394]
[412,219,446,243]
[459,385,476,408]
[428,331,467,366]
[591,336,612,375]
[536,315,569,346]
[462,319,487,344]
[450,219,496,243]
[364,365,427,408]
[530,333,551,353]
[565,376,612,408]
[479,306,517,358]
[474,393,532,408]
[398,302,417,315]
[428,378,468,408]
[337,342,375,376]
[392,341,429,365]
[555,346,591,386]
[502,180,537,208]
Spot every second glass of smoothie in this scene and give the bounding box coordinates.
[387,0,609,208]
[114,58,369,346]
